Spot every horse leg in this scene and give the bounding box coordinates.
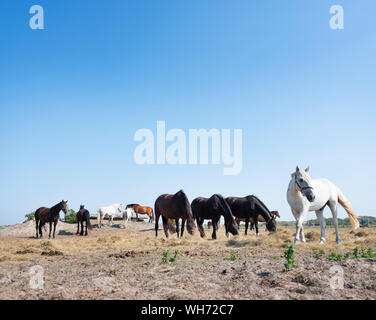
[211,219,217,240]
[39,223,43,238]
[80,221,84,236]
[245,217,249,236]
[255,220,259,236]
[315,209,326,244]
[35,219,39,238]
[49,221,52,239]
[161,216,169,238]
[175,219,180,239]
[53,221,57,239]
[294,211,307,244]
[197,218,205,238]
[181,219,186,237]
[76,220,80,235]
[97,212,101,228]
[85,219,88,236]
[328,201,341,244]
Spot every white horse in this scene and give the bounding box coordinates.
[287,166,359,244]
[97,204,122,227]
[122,207,136,228]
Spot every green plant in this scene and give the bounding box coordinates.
[284,243,297,271]
[224,250,237,261]
[353,247,361,259]
[328,252,343,261]
[25,212,35,221]
[64,209,77,224]
[312,249,325,259]
[361,248,375,258]
[162,249,179,263]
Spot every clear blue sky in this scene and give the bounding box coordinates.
[1,1,375,225]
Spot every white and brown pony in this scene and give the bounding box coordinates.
[125,204,154,223]
[287,166,359,244]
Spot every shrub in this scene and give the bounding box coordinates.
[224,250,237,261]
[64,209,77,224]
[284,243,297,271]
[312,249,325,259]
[162,249,179,263]
[328,252,343,261]
[25,212,35,221]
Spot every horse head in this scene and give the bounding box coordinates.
[293,166,315,202]
[60,200,69,216]
[266,216,277,232]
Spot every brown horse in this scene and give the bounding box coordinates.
[35,200,69,239]
[125,204,154,222]
[191,194,239,239]
[154,190,196,238]
[76,205,93,236]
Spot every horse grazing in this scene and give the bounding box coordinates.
[287,166,359,244]
[154,190,196,238]
[191,194,239,239]
[226,196,277,236]
[125,204,154,223]
[97,204,122,227]
[236,211,280,230]
[76,205,92,236]
[35,200,69,239]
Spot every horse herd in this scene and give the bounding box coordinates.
[33,166,360,244]
[33,191,278,240]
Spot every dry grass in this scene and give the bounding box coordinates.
[0,221,375,264]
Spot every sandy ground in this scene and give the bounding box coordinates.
[0,219,375,300]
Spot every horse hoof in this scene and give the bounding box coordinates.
[319,239,326,244]
[226,233,230,239]
[256,233,259,237]
[336,239,342,244]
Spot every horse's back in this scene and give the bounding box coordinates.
[35,207,49,219]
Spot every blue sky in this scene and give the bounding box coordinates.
[1,1,375,225]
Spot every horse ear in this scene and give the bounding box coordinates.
[305,166,310,173]
[296,166,300,172]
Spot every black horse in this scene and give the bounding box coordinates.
[191,194,239,239]
[154,190,197,238]
[76,205,92,236]
[226,195,277,236]
[35,200,69,239]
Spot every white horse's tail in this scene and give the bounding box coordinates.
[337,187,359,229]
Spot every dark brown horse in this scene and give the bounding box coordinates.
[35,200,69,239]
[126,204,154,222]
[154,190,196,238]
[226,196,277,236]
[191,194,239,239]
[76,205,92,236]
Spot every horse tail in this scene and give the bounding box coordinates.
[337,187,359,229]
